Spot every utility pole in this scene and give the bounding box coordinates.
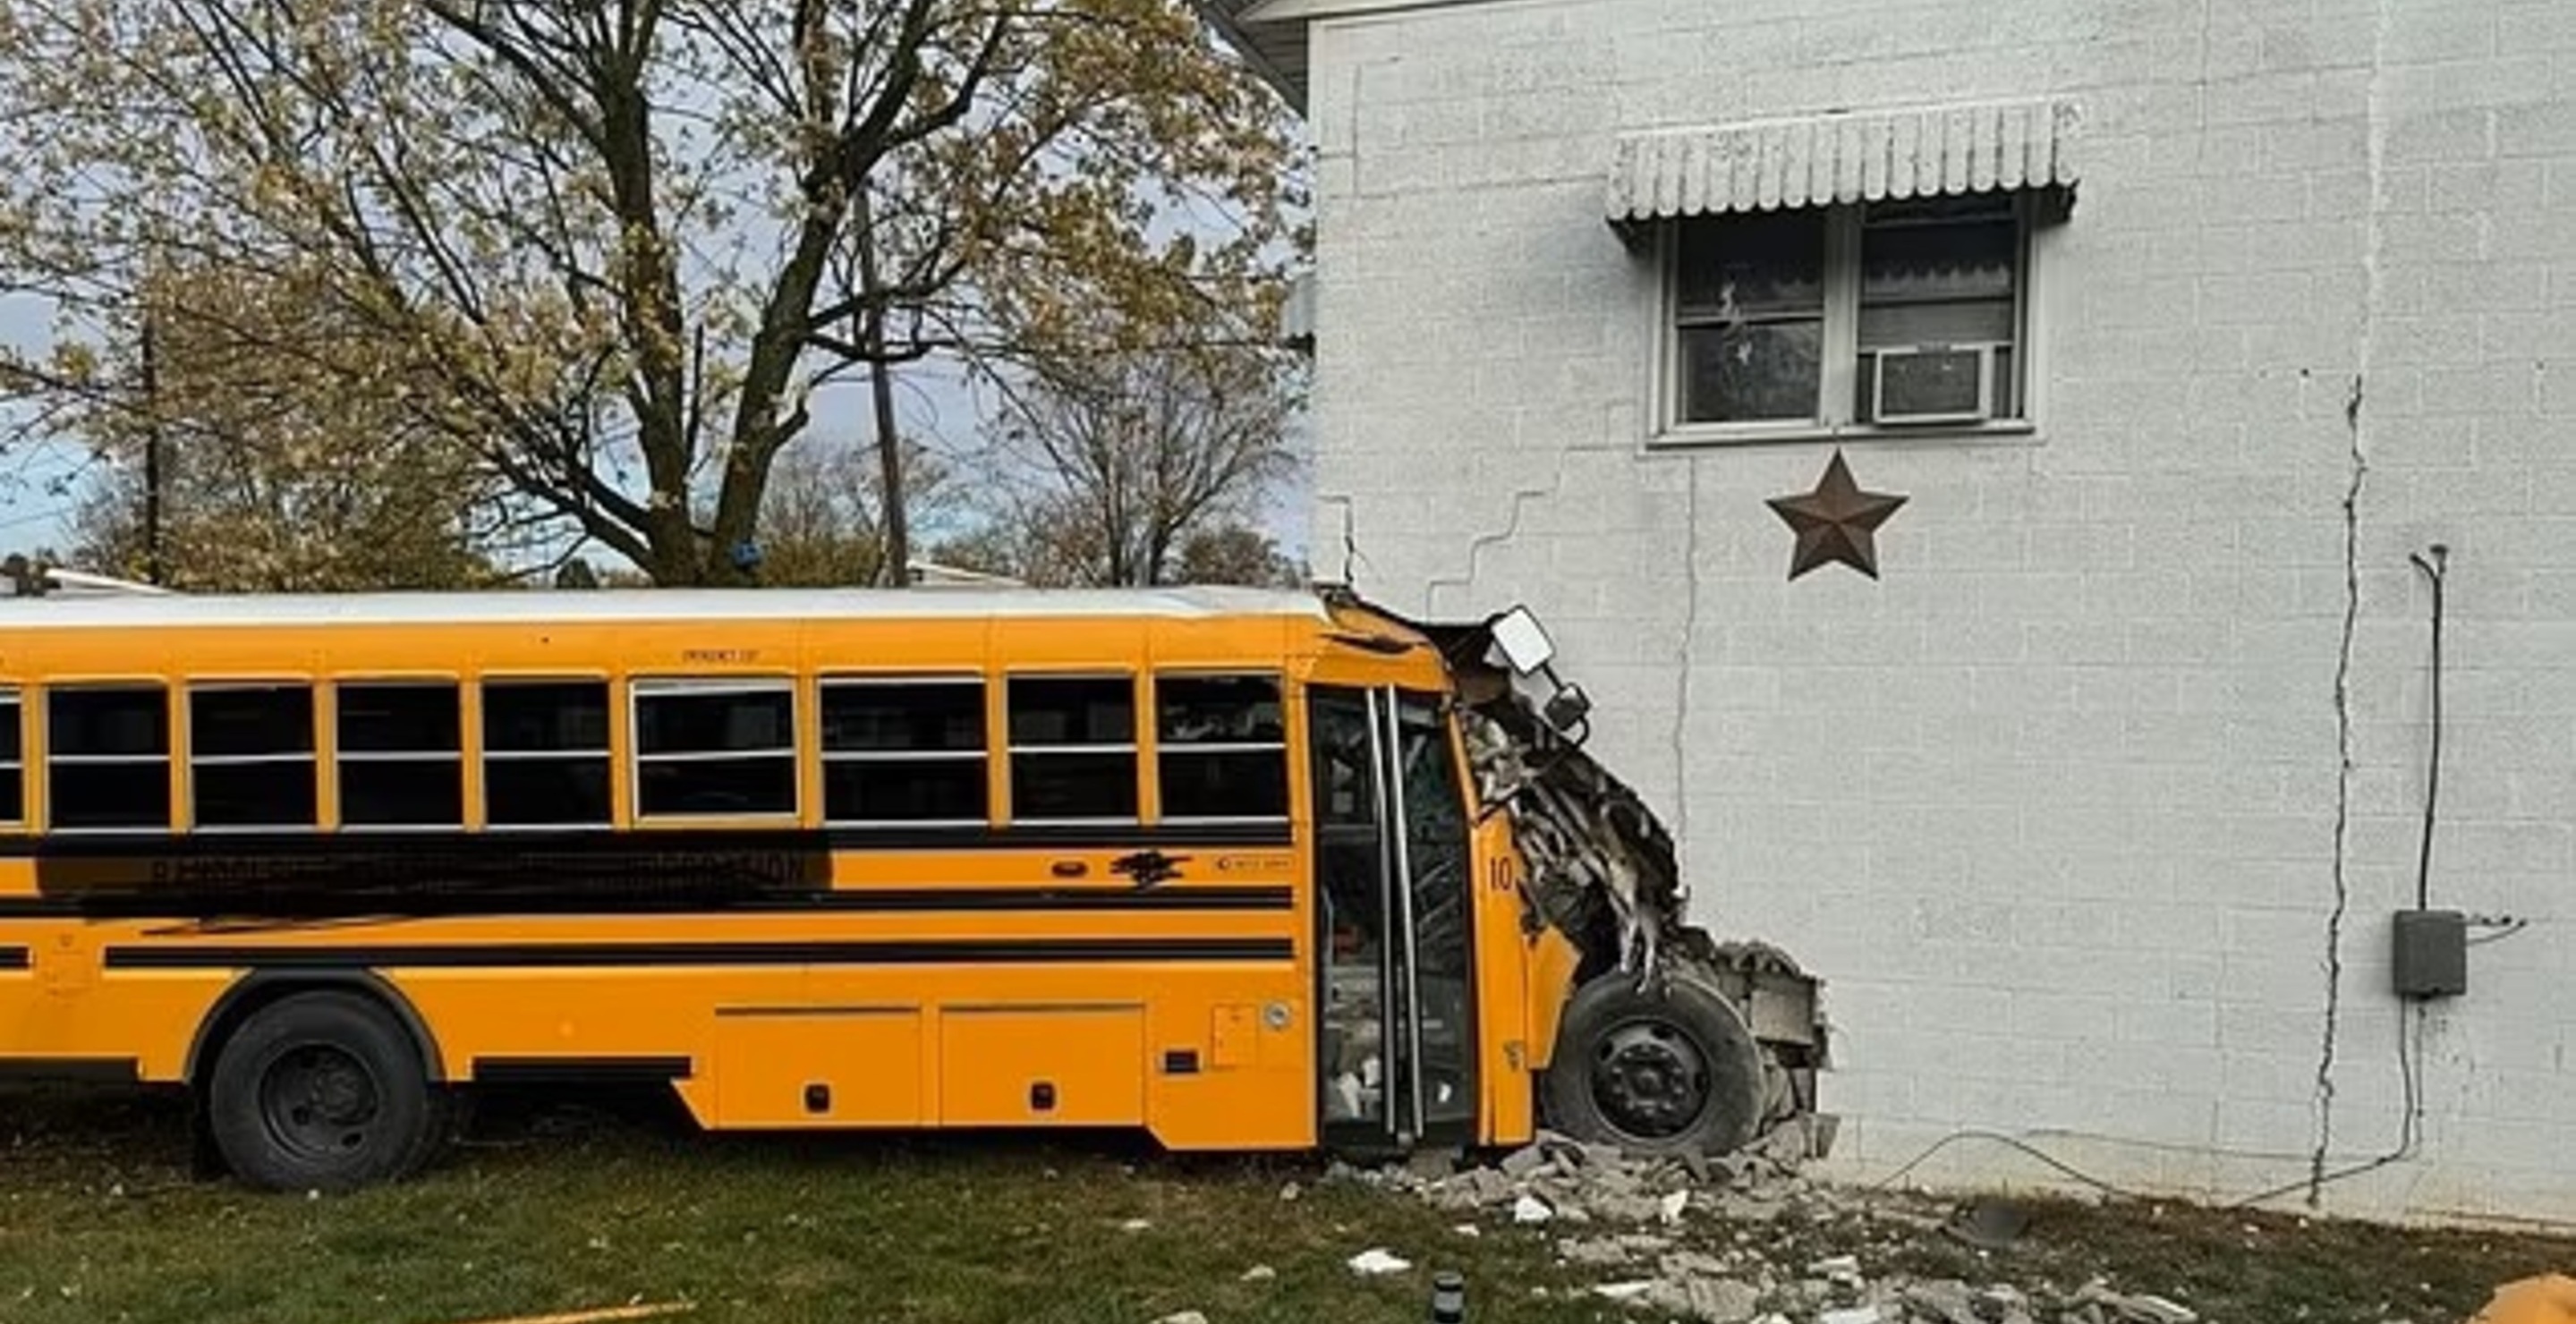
[852,184,911,587]
[139,303,165,587]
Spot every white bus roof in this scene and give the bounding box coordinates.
[0,585,1335,631]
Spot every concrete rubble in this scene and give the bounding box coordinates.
[1322,1128,2221,1324]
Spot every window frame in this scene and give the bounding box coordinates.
[1652,193,2047,448]
[43,681,175,836]
[625,676,801,826]
[1003,671,1143,828]
[477,674,616,832]
[184,680,321,834]
[0,686,22,827]
[333,676,466,833]
[816,672,990,829]
[1152,671,1290,826]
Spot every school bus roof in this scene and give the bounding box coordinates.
[0,585,1338,631]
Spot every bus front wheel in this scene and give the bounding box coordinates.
[1540,968,1764,1158]
[205,990,445,1192]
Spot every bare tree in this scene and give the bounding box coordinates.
[982,335,1299,587]
[754,434,961,586]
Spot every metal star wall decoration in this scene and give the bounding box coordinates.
[1766,449,1907,581]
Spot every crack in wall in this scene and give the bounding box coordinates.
[2310,0,2396,1208]
[1316,493,1372,587]
[2314,373,2367,1207]
[1671,458,1703,888]
[1420,445,1576,618]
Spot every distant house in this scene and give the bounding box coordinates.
[1205,0,2576,1223]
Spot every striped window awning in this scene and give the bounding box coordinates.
[1606,98,2081,225]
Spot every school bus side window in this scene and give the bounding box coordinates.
[191,684,319,829]
[631,679,796,820]
[1007,675,1137,822]
[1157,675,1288,821]
[47,684,172,832]
[0,689,21,823]
[481,679,611,828]
[820,677,988,825]
[338,683,463,828]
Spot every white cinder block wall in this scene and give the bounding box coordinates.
[1297,0,2576,1224]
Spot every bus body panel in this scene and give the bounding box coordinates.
[0,590,1539,1158]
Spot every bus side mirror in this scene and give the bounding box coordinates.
[1487,607,1555,675]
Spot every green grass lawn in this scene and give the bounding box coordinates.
[3,1084,2569,1324]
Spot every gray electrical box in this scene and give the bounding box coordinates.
[2392,909,2467,999]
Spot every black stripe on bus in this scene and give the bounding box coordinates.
[472,1057,693,1086]
[0,886,1293,921]
[0,1057,139,1083]
[0,945,27,970]
[0,821,1294,861]
[101,937,1295,971]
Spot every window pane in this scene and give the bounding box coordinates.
[50,761,170,830]
[1008,677,1135,747]
[638,756,795,818]
[1681,321,1823,423]
[1161,750,1288,819]
[822,682,985,753]
[1862,205,2017,306]
[1676,211,1825,317]
[49,688,167,758]
[341,759,463,827]
[1011,751,1137,819]
[486,757,610,826]
[192,686,315,759]
[483,682,608,753]
[339,684,461,754]
[826,759,988,823]
[195,763,318,828]
[1158,675,1285,744]
[1857,300,2015,349]
[0,696,20,764]
[636,688,793,755]
[0,768,19,822]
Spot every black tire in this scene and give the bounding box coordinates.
[1540,967,1765,1158]
[204,990,443,1192]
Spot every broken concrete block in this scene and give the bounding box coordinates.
[1558,1237,1629,1267]
[1500,1144,1549,1179]
[2113,1295,2198,1324]
[1240,1265,1276,1282]
[1151,1312,1208,1324]
[1904,1279,1983,1324]
[1347,1248,1411,1275]
[1818,1307,1883,1324]
[1645,1276,1764,1323]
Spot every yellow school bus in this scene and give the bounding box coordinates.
[0,583,1821,1190]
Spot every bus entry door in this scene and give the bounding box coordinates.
[1309,686,1480,1150]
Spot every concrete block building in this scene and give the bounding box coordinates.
[1204,0,2576,1223]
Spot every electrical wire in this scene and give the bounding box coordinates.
[2406,544,2447,912]
[1862,1001,2429,1211]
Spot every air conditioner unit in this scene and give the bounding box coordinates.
[1871,344,1996,426]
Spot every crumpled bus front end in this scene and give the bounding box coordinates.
[1383,596,1832,1161]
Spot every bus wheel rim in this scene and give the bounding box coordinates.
[1588,1018,1710,1141]
[258,1044,384,1160]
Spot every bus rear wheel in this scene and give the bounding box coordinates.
[1541,968,1764,1158]
[205,991,443,1192]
